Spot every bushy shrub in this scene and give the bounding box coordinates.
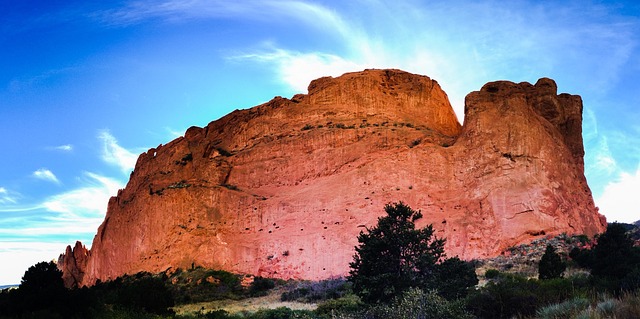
[386,288,473,319]
[250,277,276,297]
[100,273,174,315]
[169,268,247,303]
[357,288,473,319]
[315,294,363,316]
[249,307,316,319]
[614,291,640,318]
[433,257,478,299]
[536,297,589,319]
[466,274,539,319]
[281,278,349,302]
[484,269,500,279]
[536,277,579,306]
[569,223,640,293]
[592,223,637,280]
[622,267,640,291]
[539,245,566,279]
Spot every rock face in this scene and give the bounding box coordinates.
[59,69,606,287]
[58,241,90,288]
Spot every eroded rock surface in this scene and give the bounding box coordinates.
[58,241,90,288]
[59,69,606,287]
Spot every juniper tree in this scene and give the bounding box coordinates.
[349,202,477,303]
[538,244,566,279]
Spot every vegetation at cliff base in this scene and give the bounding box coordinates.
[1,211,640,318]
[349,202,478,303]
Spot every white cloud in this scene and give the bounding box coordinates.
[0,170,125,285]
[54,144,73,151]
[98,130,138,174]
[100,0,351,36]
[236,49,366,92]
[596,167,640,223]
[165,127,184,139]
[590,137,618,176]
[45,144,73,152]
[97,1,636,122]
[230,1,636,122]
[42,172,122,217]
[0,187,17,205]
[32,168,61,184]
[0,130,138,285]
[0,131,140,285]
[0,217,105,237]
[0,242,68,285]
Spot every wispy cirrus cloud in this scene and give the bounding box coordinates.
[54,144,73,151]
[44,144,73,152]
[0,130,139,285]
[32,168,60,184]
[97,0,352,37]
[234,48,366,92]
[0,130,137,284]
[42,172,121,217]
[0,131,134,247]
[0,172,122,220]
[165,127,185,139]
[94,1,637,120]
[0,187,18,205]
[98,130,138,174]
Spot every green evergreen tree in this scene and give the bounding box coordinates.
[17,261,68,315]
[592,223,636,279]
[349,202,477,303]
[538,245,566,279]
[434,257,479,299]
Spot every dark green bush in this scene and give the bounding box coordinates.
[281,278,349,302]
[484,269,500,279]
[249,307,316,319]
[250,277,276,297]
[100,273,174,315]
[433,257,478,300]
[315,294,363,316]
[466,274,539,319]
[592,223,637,280]
[538,245,566,279]
[360,288,474,319]
[569,223,640,293]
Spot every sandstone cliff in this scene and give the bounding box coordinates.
[59,69,606,287]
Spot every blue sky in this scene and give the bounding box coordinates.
[1,0,639,285]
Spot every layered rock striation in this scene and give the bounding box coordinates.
[59,69,606,287]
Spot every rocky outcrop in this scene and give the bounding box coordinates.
[57,241,90,288]
[59,69,606,287]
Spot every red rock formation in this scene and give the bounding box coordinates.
[60,69,606,287]
[57,241,90,288]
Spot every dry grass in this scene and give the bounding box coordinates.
[172,285,317,315]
